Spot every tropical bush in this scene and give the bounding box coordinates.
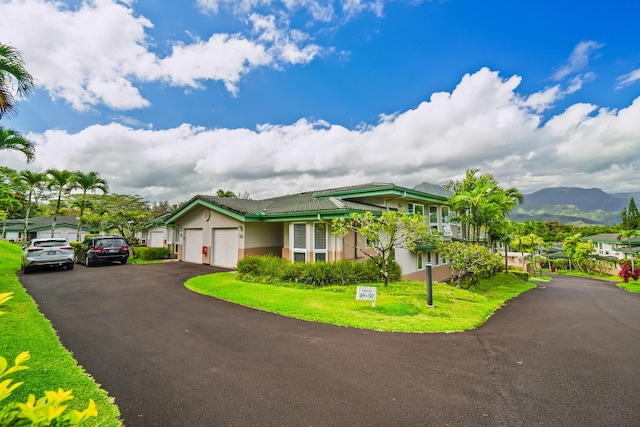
[134,246,171,260]
[0,293,97,426]
[236,255,401,286]
[618,259,640,283]
[508,270,529,282]
[437,241,502,289]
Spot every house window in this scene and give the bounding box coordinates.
[314,223,328,262]
[429,206,439,232]
[292,223,306,263]
[441,206,452,236]
[442,206,450,224]
[417,251,424,270]
[424,251,442,266]
[408,203,424,216]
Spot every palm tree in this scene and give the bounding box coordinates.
[617,229,639,271]
[525,233,544,275]
[46,169,75,238]
[15,170,45,242]
[72,171,108,241]
[0,43,35,119]
[448,169,507,243]
[0,126,34,162]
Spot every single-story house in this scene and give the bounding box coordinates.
[137,212,175,249]
[1,216,94,242]
[583,233,640,262]
[165,182,458,282]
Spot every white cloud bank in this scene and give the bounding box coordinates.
[4,68,639,203]
[0,0,321,109]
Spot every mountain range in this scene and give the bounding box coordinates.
[510,187,640,226]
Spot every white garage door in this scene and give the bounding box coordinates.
[184,228,203,263]
[213,228,238,268]
[149,231,165,248]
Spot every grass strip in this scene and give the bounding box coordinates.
[186,272,535,332]
[0,241,122,426]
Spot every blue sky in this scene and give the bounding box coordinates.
[1,0,640,203]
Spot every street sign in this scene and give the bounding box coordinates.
[356,286,377,307]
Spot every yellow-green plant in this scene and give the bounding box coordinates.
[0,294,98,426]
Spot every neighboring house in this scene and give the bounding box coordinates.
[165,182,458,282]
[1,216,94,242]
[137,212,175,250]
[583,233,640,262]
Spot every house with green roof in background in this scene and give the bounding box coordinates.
[582,233,640,263]
[165,182,458,282]
[1,216,94,242]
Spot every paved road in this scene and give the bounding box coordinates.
[19,263,640,426]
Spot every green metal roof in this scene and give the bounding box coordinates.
[581,233,640,245]
[2,216,93,232]
[166,182,450,224]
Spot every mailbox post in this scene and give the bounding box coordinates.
[425,263,434,308]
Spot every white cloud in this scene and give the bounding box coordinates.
[156,34,271,95]
[248,14,322,65]
[6,68,638,203]
[616,68,640,89]
[197,0,381,22]
[0,0,322,110]
[553,40,604,81]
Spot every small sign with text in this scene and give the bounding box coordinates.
[356,286,377,307]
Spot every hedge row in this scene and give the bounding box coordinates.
[236,255,402,286]
[134,247,172,260]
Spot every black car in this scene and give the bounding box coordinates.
[76,236,130,266]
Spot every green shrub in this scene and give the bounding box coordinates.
[0,294,97,426]
[508,270,530,282]
[134,247,171,260]
[236,255,401,286]
[0,351,98,426]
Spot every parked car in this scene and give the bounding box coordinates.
[22,238,75,274]
[76,236,129,266]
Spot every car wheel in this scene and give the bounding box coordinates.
[22,265,31,274]
[85,255,94,267]
[121,258,127,265]
[67,262,74,270]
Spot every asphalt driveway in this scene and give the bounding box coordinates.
[19,263,640,426]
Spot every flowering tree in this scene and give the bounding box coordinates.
[332,210,434,286]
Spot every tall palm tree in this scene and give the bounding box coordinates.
[72,171,108,241]
[0,126,34,162]
[15,170,45,242]
[448,171,497,243]
[46,169,75,238]
[0,43,35,119]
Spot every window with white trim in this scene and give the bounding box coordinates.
[408,203,424,216]
[292,223,306,263]
[441,206,452,236]
[429,206,439,232]
[314,223,328,262]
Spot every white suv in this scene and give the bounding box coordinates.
[22,238,75,274]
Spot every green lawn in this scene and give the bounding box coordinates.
[553,268,640,293]
[0,241,122,426]
[186,272,536,332]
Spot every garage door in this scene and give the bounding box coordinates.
[213,228,238,268]
[184,229,203,263]
[149,231,165,248]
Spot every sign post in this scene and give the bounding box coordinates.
[425,263,434,308]
[356,286,377,308]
